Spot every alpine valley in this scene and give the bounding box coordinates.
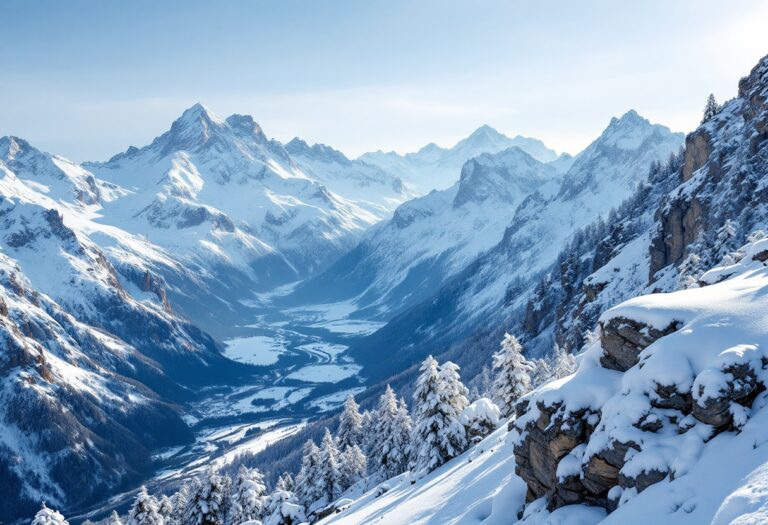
[6,46,768,525]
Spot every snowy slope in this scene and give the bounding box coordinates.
[0,145,250,521]
[520,52,768,358]
[359,125,561,193]
[352,111,683,379]
[285,138,417,217]
[293,146,561,316]
[87,104,380,280]
[320,234,768,525]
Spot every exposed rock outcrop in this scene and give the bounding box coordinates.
[599,316,680,372]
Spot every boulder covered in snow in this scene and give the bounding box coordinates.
[513,232,768,515]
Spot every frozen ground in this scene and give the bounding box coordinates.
[223,335,286,366]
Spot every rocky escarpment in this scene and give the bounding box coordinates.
[513,262,768,516]
[649,54,768,279]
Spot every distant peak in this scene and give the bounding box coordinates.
[417,142,442,154]
[0,135,33,159]
[609,109,648,127]
[175,103,223,125]
[226,113,265,139]
[286,137,310,150]
[468,124,505,139]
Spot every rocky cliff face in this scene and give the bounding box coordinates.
[517,54,768,360]
[649,55,768,279]
[511,53,768,517]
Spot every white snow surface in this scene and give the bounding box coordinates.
[321,234,768,525]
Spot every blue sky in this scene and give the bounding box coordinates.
[2,0,767,161]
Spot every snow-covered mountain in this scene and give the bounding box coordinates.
[285,138,417,217]
[51,103,415,335]
[88,104,379,277]
[318,56,768,525]
[359,125,563,192]
[320,235,768,525]
[292,146,562,317]
[0,138,255,522]
[351,111,683,380]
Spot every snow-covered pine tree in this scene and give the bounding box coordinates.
[550,343,577,380]
[275,473,294,493]
[370,385,410,480]
[715,219,739,262]
[314,428,343,508]
[340,444,367,490]
[158,496,173,525]
[294,440,322,508]
[396,397,413,470]
[410,356,469,478]
[228,466,267,525]
[184,469,231,525]
[32,503,69,525]
[359,410,376,458]
[171,482,191,521]
[128,487,164,525]
[491,333,534,418]
[108,511,123,525]
[336,394,362,451]
[702,93,720,123]
[459,398,501,444]
[263,490,305,525]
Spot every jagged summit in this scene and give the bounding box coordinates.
[225,113,267,140]
[0,135,30,159]
[285,137,351,165]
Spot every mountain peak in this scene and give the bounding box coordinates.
[226,113,266,141]
[597,110,672,150]
[174,103,223,128]
[467,124,507,142]
[609,109,647,127]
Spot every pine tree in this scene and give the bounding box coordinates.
[336,394,362,450]
[491,333,534,418]
[314,428,343,506]
[263,490,305,525]
[359,410,376,458]
[340,444,367,490]
[294,440,322,508]
[128,487,164,525]
[716,219,739,261]
[228,466,267,525]
[32,503,69,525]
[410,356,469,478]
[108,511,123,525]
[172,482,191,520]
[550,343,577,380]
[369,386,411,480]
[184,469,231,525]
[702,93,720,123]
[275,473,294,493]
[395,397,413,470]
[158,495,173,523]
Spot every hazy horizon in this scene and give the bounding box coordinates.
[3,0,767,162]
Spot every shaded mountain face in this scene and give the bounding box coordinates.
[349,111,684,381]
[0,105,417,520]
[0,147,253,522]
[285,137,417,217]
[72,104,414,335]
[291,147,561,317]
[359,125,561,192]
[520,53,768,359]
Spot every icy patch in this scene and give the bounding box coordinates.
[286,364,361,383]
[308,387,366,412]
[223,335,286,366]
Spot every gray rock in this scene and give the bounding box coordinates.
[599,316,680,371]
